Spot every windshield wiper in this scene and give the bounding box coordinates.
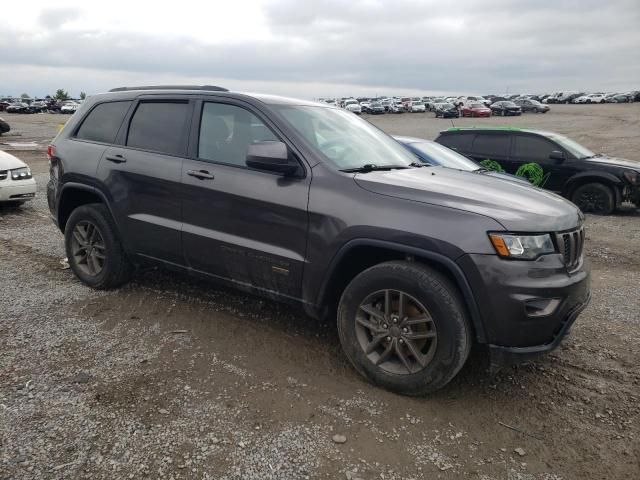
[340,164,412,173]
[409,161,426,168]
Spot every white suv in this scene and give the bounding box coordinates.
[343,99,362,114]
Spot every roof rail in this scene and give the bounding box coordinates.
[108,85,228,92]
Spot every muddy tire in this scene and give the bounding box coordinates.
[571,183,615,215]
[337,261,471,396]
[65,203,133,289]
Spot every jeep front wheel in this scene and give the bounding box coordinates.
[65,203,133,289]
[337,261,471,396]
[571,183,615,215]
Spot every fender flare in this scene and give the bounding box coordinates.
[563,172,624,202]
[57,183,129,252]
[316,238,487,343]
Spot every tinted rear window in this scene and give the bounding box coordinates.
[76,101,131,144]
[472,134,511,157]
[436,133,474,152]
[127,101,189,155]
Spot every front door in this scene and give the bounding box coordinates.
[181,100,310,299]
[511,134,575,192]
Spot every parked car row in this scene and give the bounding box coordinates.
[0,98,82,114]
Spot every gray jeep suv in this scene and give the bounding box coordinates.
[47,86,591,395]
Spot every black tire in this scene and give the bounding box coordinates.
[571,183,615,215]
[337,261,471,396]
[64,203,133,289]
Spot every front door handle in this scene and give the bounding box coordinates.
[187,169,215,180]
[105,154,127,164]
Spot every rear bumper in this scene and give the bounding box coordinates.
[457,253,591,363]
[0,178,37,202]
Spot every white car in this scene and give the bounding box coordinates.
[61,102,80,114]
[0,150,37,205]
[574,93,607,104]
[343,99,362,114]
[408,101,426,112]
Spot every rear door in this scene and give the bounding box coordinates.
[97,97,193,265]
[181,99,310,298]
[468,133,512,170]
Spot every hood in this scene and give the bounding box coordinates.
[0,150,27,170]
[354,167,583,232]
[584,155,640,170]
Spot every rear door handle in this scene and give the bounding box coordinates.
[187,169,215,180]
[105,154,127,164]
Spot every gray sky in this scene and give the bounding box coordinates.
[2,0,639,98]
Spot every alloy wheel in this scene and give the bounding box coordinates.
[577,189,609,213]
[355,289,437,375]
[70,220,106,276]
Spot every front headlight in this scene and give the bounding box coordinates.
[11,167,32,180]
[489,233,555,260]
[623,170,638,184]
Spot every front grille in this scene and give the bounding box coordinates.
[0,170,7,180]
[556,227,585,271]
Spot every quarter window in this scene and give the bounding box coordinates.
[127,101,190,155]
[198,102,278,166]
[513,136,556,160]
[76,101,131,144]
[472,134,510,158]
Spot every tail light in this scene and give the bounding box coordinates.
[47,144,57,165]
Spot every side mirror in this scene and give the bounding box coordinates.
[246,141,300,176]
[549,150,566,161]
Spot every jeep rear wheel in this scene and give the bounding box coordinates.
[337,261,471,396]
[571,183,615,215]
[65,203,133,289]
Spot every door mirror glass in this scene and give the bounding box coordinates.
[549,150,566,161]
[246,141,299,175]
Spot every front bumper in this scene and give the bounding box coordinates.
[0,177,37,202]
[457,253,591,364]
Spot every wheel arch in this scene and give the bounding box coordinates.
[564,172,623,205]
[315,239,487,343]
[58,183,113,232]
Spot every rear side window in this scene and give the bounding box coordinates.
[513,135,556,160]
[76,101,131,144]
[436,133,473,152]
[472,134,511,158]
[127,101,189,155]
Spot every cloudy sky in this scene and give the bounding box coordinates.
[2,0,639,99]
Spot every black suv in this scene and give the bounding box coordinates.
[47,86,590,395]
[436,127,640,214]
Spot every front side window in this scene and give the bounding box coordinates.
[513,135,556,160]
[472,134,510,158]
[198,102,279,166]
[127,101,189,156]
[76,101,131,144]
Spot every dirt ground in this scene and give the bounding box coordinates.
[1,104,639,480]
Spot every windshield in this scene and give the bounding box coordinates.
[547,134,595,159]
[409,141,480,171]
[470,103,484,108]
[275,105,417,169]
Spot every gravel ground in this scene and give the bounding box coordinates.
[1,105,639,479]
